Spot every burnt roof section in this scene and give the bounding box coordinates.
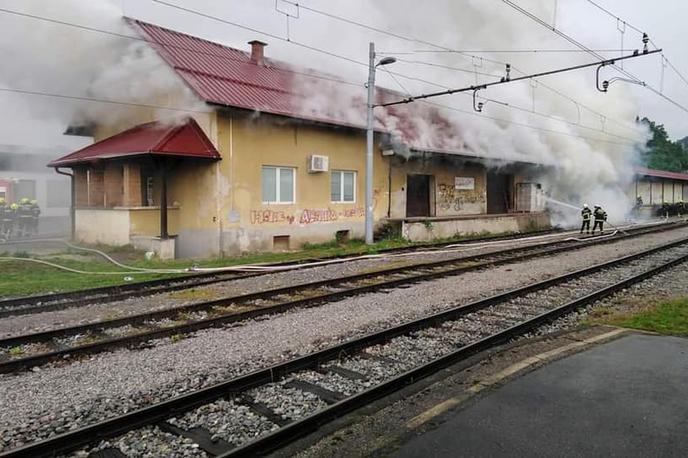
[48,117,220,167]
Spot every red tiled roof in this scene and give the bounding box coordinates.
[129,19,489,157]
[48,117,220,167]
[131,19,366,129]
[636,167,688,182]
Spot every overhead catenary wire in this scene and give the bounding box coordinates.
[153,0,652,145]
[406,48,639,54]
[582,0,688,94]
[502,0,688,116]
[420,99,638,147]
[379,50,661,107]
[0,2,646,145]
[276,0,645,135]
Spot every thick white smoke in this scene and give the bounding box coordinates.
[288,0,650,226]
[1,0,650,227]
[0,0,208,153]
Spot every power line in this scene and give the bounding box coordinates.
[474,94,639,142]
[584,0,645,35]
[0,2,645,146]
[583,0,688,95]
[0,6,364,90]
[501,0,644,84]
[154,0,649,142]
[391,57,504,80]
[501,0,688,116]
[380,50,661,107]
[0,86,210,113]
[276,0,644,135]
[421,99,638,147]
[409,48,637,54]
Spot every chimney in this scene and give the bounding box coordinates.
[248,40,267,65]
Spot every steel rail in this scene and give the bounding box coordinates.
[0,227,563,316]
[225,248,688,457]
[0,223,678,373]
[3,237,687,458]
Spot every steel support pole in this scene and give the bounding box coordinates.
[365,42,376,245]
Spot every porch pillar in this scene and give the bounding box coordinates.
[158,161,168,240]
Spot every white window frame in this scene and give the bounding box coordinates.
[262,166,296,204]
[331,170,357,203]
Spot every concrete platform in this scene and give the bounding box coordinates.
[393,334,688,458]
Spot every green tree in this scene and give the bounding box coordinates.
[639,117,688,172]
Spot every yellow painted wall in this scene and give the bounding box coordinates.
[387,156,487,219]
[129,207,180,236]
[215,113,387,253]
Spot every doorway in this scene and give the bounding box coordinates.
[487,172,513,214]
[406,174,432,217]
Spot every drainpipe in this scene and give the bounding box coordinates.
[54,167,75,241]
[158,160,169,240]
[387,156,392,218]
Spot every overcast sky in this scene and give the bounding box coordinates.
[2,0,688,150]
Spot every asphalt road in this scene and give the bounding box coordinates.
[393,334,688,458]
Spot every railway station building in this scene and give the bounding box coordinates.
[632,167,688,215]
[49,20,549,259]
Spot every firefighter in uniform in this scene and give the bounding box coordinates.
[6,203,19,239]
[580,203,592,234]
[29,199,40,236]
[0,198,8,239]
[17,198,34,238]
[592,205,607,234]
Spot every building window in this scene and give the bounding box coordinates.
[262,166,295,204]
[331,170,356,203]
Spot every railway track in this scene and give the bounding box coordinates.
[0,222,683,373]
[0,227,564,317]
[3,236,688,457]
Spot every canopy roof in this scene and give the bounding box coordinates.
[49,117,220,167]
[636,166,688,182]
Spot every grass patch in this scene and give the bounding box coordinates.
[8,346,24,356]
[591,297,688,336]
[0,226,552,299]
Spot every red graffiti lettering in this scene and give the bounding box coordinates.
[299,208,338,224]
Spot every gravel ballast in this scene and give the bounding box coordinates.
[1,227,688,451]
[0,226,660,338]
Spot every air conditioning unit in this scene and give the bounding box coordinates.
[308,154,329,173]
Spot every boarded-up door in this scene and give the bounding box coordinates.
[487,172,511,214]
[406,174,431,217]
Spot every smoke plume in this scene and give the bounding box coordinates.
[1,0,650,227]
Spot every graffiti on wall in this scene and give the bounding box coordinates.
[250,207,365,225]
[250,210,295,225]
[437,183,484,211]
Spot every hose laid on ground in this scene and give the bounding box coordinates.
[0,257,162,275]
[0,219,673,275]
